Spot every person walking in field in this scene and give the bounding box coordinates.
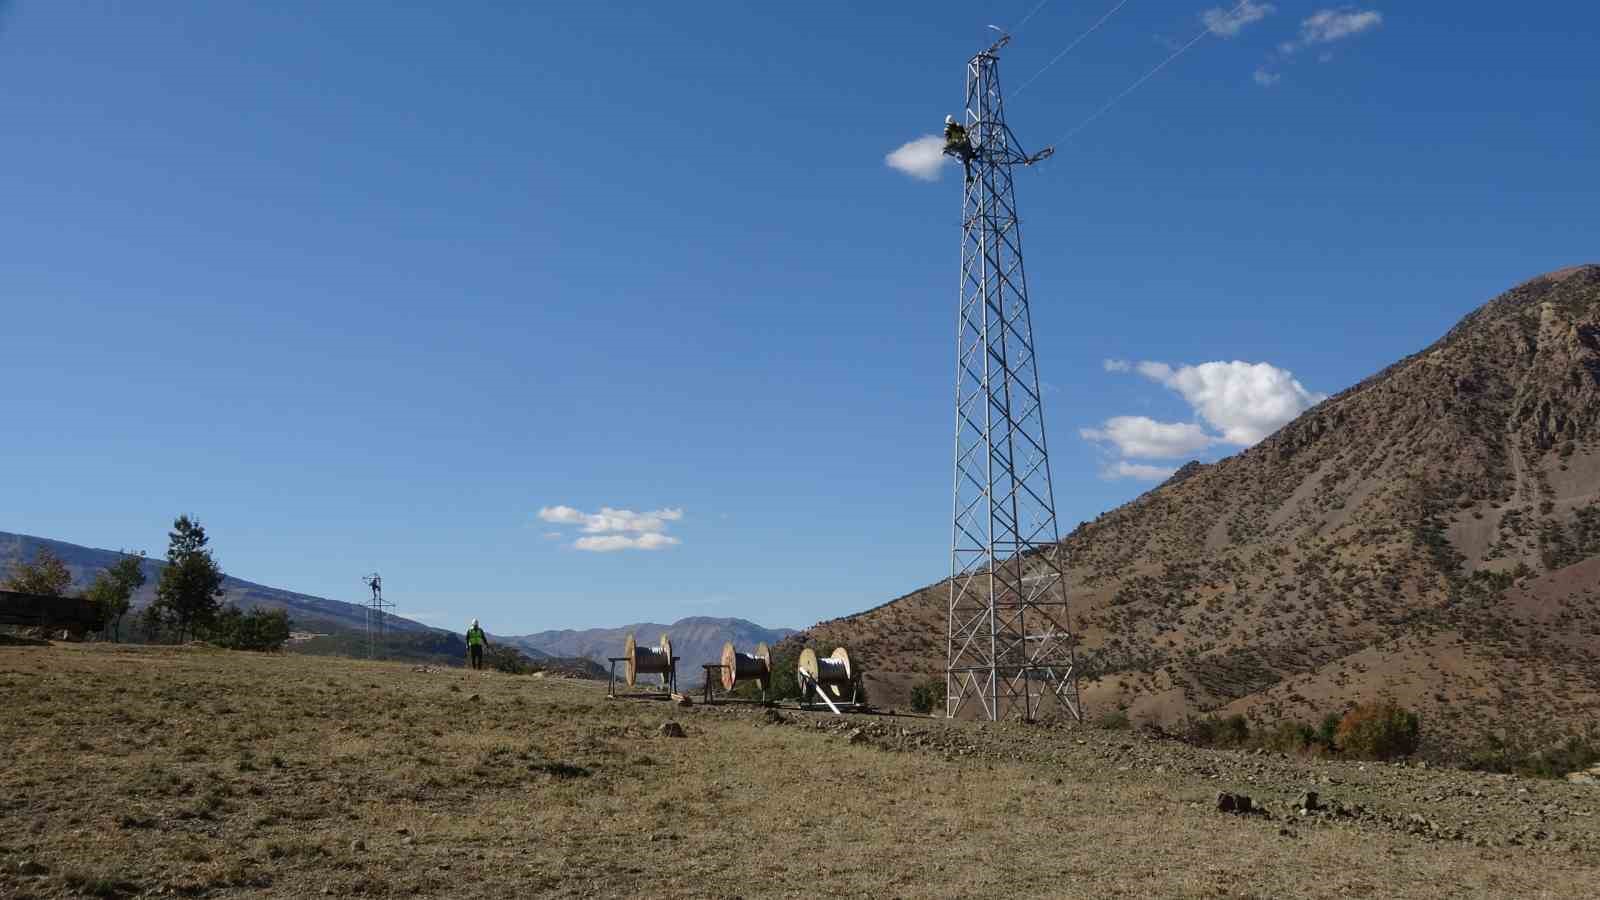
[466,618,488,670]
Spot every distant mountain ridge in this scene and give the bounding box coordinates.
[507,616,796,685]
[0,531,437,636]
[2,532,791,682]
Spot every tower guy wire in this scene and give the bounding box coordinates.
[946,38,1082,723]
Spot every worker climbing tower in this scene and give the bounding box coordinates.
[946,35,1081,722]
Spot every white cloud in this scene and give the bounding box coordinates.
[1203,0,1275,37]
[1103,461,1178,481]
[1136,360,1326,445]
[1253,67,1281,87]
[885,135,949,181]
[1081,416,1215,459]
[573,533,681,552]
[538,504,685,551]
[1281,8,1383,55]
[1089,359,1324,478]
[1135,360,1173,381]
[537,505,683,534]
[1300,8,1382,44]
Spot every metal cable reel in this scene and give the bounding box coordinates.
[720,641,771,694]
[797,646,858,714]
[624,632,674,688]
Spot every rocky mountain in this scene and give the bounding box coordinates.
[506,616,796,685]
[0,531,436,635]
[790,265,1600,754]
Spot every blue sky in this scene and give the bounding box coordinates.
[2,2,1596,633]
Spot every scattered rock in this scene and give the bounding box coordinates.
[1216,792,1253,814]
[762,709,786,725]
[467,693,481,703]
[1297,790,1320,813]
[659,722,686,739]
[14,860,49,876]
[845,728,868,745]
[1566,765,1600,786]
[350,839,366,852]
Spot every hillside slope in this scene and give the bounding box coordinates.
[0,531,436,635]
[792,265,1600,751]
[507,616,795,685]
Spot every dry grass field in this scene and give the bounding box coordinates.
[3,644,1598,898]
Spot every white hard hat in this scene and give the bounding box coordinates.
[471,618,479,628]
[945,114,956,125]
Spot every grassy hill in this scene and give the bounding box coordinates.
[789,265,1600,754]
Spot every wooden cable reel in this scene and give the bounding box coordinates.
[624,632,673,688]
[798,646,854,699]
[720,641,771,692]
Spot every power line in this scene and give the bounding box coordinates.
[1014,0,1135,97]
[1012,0,1054,33]
[1054,0,1247,143]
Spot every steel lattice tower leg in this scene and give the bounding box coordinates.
[946,42,1081,723]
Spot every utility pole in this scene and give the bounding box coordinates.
[361,573,392,660]
[946,35,1081,722]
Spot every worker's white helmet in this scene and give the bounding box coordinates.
[470,618,479,628]
[945,114,956,125]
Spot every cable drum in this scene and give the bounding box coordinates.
[719,641,771,692]
[624,632,674,687]
[798,647,854,699]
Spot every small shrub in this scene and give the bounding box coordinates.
[1185,713,1250,748]
[1260,720,1316,753]
[1465,727,1600,778]
[1335,702,1420,760]
[1095,709,1131,731]
[909,678,947,715]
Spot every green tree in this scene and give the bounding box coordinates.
[4,547,73,596]
[151,516,226,642]
[209,606,291,652]
[84,551,147,642]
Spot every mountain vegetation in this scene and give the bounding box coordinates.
[791,265,1600,756]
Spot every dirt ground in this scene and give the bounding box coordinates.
[2,644,1598,898]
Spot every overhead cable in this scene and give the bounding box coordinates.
[1055,0,1249,143]
[1013,0,1135,97]
[1012,0,1055,34]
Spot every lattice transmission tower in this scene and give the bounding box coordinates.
[361,573,393,660]
[946,35,1081,723]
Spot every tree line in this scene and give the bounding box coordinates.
[3,515,290,652]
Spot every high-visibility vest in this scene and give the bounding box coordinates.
[467,626,485,647]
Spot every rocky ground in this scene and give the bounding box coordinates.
[4,644,1598,898]
[702,704,1600,855]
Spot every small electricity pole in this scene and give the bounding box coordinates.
[361,573,392,660]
